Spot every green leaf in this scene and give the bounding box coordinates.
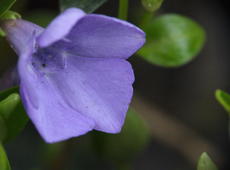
[138,14,205,67]
[0,116,7,142]
[0,0,16,17]
[59,0,107,13]
[0,87,19,101]
[24,10,57,27]
[0,91,28,143]
[0,0,17,37]
[0,143,11,170]
[215,89,230,116]
[0,28,6,37]
[0,10,21,20]
[141,0,164,12]
[197,152,218,170]
[92,109,150,163]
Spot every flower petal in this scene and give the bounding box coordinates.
[39,13,145,59]
[48,55,134,133]
[38,8,85,48]
[66,14,145,59]
[1,19,43,55]
[18,54,95,143]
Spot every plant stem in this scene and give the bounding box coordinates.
[118,0,129,20]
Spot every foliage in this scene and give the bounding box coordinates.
[141,0,164,12]
[0,88,28,143]
[215,89,230,116]
[197,152,218,170]
[0,143,11,170]
[138,14,205,67]
[59,0,108,13]
[0,0,16,17]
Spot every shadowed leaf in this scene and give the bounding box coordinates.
[0,90,28,143]
[59,0,107,13]
[0,0,16,17]
[0,143,11,170]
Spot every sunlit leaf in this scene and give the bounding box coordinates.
[138,14,205,67]
[141,0,164,12]
[0,143,11,170]
[197,152,218,170]
[59,0,107,13]
[215,89,230,116]
[0,91,28,143]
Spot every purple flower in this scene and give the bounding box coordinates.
[1,8,145,143]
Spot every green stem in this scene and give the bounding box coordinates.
[118,0,129,20]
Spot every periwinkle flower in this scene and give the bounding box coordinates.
[1,8,145,143]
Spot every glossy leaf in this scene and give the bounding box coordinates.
[197,152,218,170]
[141,0,163,12]
[215,89,230,116]
[59,0,107,13]
[138,14,205,67]
[0,0,16,17]
[0,91,28,143]
[0,143,11,170]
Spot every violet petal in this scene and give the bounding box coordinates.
[48,54,134,133]
[38,8,85,48]
[18,53,95,143]
[39,13,145,59]
[1,19,43,56]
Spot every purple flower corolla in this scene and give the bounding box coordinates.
[1,8,145,143]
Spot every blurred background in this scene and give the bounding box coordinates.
[0,0,229,169]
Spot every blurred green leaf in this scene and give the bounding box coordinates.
[0,0,16,17]
[0,116,7,142]
[41,142,65,165]
[138,14,205,67]
[0,10,21,20]
[0,92,28,143]
[215,89,230,116]
[141,0,163,12]
[197,152,218,170]
[59,0,107,13]
[0,143,11,170]
[92,109,150,163]
[0,87,18,101]
[24,10,57,27]
[0,28,6,37]
[0,0,17,37]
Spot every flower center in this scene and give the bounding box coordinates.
[31,47,67,73]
